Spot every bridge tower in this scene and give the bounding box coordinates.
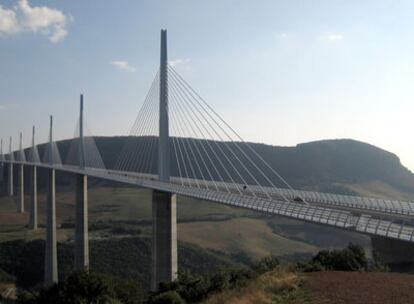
[75,94,89,272]
[44,115,58,287]
[18,132,24,213]
[151,29,178,291]
[0,139,4,183]
[29,126,38,230]
[8,137,14,197]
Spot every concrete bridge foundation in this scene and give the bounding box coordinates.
[44,169,58,287]
[75,174,89,271]
[7,163,13,197]
[0,163,4,183]
[19,164,24,213]
[371,236,414,264]
[29,166,37,230]
[151,190,177,291]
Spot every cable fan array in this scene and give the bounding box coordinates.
[4,66,301,205]
[114,66,301,203]
[65,119,106,170]
[8,115,106,171]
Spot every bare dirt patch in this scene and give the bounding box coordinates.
[306,271,414,304]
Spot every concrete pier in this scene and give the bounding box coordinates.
[44,116,58,287]
[19,164,24,213]
[44,168,58,286]
[29,166,37,230]
[0,163,3,184]
[151,190,177,291]
[74,94,89,272]
[151,29,177,291]
[0,139,4,183]
[371,236,414,265]
[8,137,14,197]
[29,126,38,230]
[75,174,89,271]
[8,163,13,197]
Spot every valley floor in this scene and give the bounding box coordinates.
[306,271,414,304]
[202,270,414,304]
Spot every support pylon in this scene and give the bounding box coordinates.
[8,137,14,197]
[151,29,178,291]
[44,116,58,287]
[18,132,24,213]
[0,139,4,184]
[29,126,38,230]
[75,94,89,272]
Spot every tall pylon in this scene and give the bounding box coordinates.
[75,94,89,272]
[152,29,178,291]
[158,29,170,182]
[29,126,38,230]
[44,115,58,287]
[8,136,14,196]
[0,139,4,183]
[18,132,24,213]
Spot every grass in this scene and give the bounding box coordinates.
[202,268,311,304]
[0,185,372,262]
[179,218,319,260]
[0,186,361,262]
[0,282,16,300]
[344,180,414,201]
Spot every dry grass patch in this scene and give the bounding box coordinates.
[203,269,309,304]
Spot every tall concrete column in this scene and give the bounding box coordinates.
[152,191,177,290]
[29,126,38,230]
[44,168,57,286]
[19,164,24,213]
[0,162,3,184]
[158,29,170,182]
[7,137,14,197]
[152,29,178,291]
[18,132,24,213]
[371,236,414,265]
[75,174,88,271]
[44,116,58,287]
[29,165,37,230]
[0,139,4,183]
[7,163,13,197]
[75,94,89,272]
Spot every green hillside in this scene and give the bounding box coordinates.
[20,137,414,196]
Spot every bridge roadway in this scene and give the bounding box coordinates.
[3,159,414,243]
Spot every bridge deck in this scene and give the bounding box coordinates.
[2,160,414,243]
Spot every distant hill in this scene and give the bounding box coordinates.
[253,139,414,193]
[26,137,414,197]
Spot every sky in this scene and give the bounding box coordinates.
[1,0,414,170]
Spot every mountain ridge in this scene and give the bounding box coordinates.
[24,137,414,198]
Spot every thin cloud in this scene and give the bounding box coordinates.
[0,103,14,111]
[319,33,344,42]
[0,5,19,34]
[275,32,290,39]
[0,0,70,43]
[110,60,136,72]
[169,58,191,69]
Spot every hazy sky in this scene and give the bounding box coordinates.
[1,0,414,170]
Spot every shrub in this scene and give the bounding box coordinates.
[18,272,117,304]
[299,243,368,272]
[148,257,279,304]
[148,291,185,304]
[296,261,324,273]
[252,255,280,274]
[0,268,15,283]
[369,250,390,272]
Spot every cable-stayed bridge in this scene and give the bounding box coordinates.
[1,29,414,290]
